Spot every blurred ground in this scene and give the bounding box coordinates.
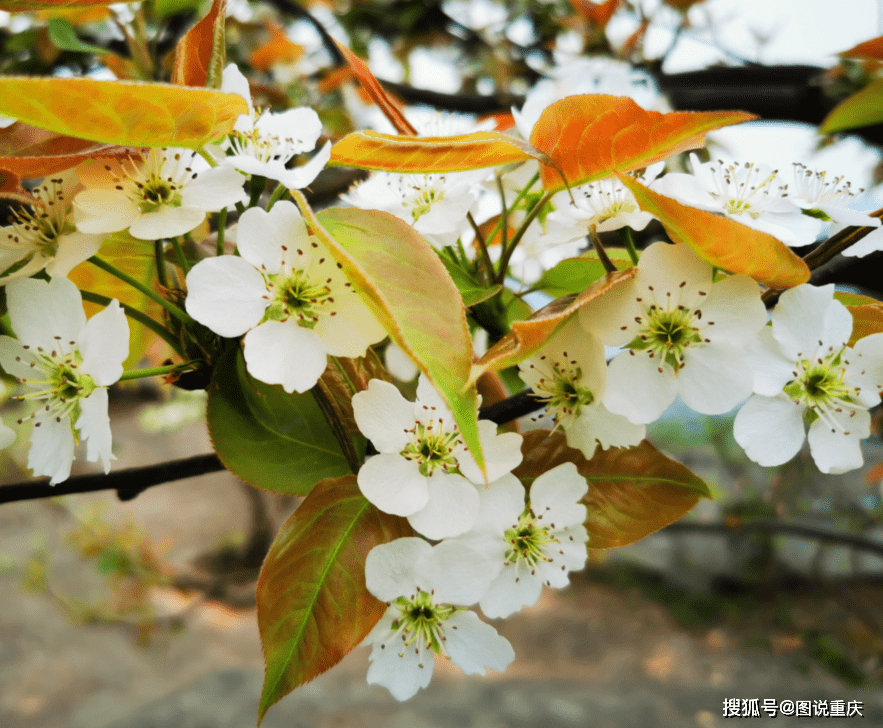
[1,392,883,728]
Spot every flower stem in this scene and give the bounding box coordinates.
[216,207,227,257]
[79,289,185,358]
[119,363,189,382]
[154,240,168,288]
[88,256,194,326]
[619,226,640,265]
[170,236,191,275]
[197,148,219,168]
[266,182,289,212]
[495,189,553,285]
[589,227,619,273]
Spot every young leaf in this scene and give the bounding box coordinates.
[469,268,637,384]
[835,291,883,346]
[0,77,246,148]
[329,129,548,174]
[820,79,883,134]
[46,17,109,55]
[438,254,503,307]
[839,35,883,61]
[206,347,354,494]
[257,475,412,723]
[292,195,487,477]
[334,40,417,135]
[249,21,304,72]
[0,169,35,205]
[0,121,128,179]
[514,430,710,548]
[0,0,137,8]
[535,249,635,297]
[170,0,227,89]
[616,173,810,289]
[529,95,756,192]
[316,351,393,444]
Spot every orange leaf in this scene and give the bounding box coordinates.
[839,35,883,61]
[468,268,637,385]
[514,431,710,549]
[0,0,137,9]
[616,173,810,290]
[171,0,227,88]
[0,77,246,148]
[329,129,547,173]
[835,292,883,347]
[530,95,756,191]
[570,0,620,27]
[0,121,130,179]
[334,40,416,136]
[249,21,304,72]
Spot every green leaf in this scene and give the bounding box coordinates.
[536,250,635,297]
[820,78,883,134]
[514,430,710,549]
[257,475,412,723]
[438,253,502,307]
[47,18,109,55]
[292,195,486,478]
[206,346,354,494]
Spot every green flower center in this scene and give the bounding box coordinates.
[408,186,443,222]
[527,356,595,427]
[400,421,463,477]
[264,270,334,329]
[383,589,457,665]
[138,178,182,213]
[504,508,557,570]
[4,177,75,262]
[629,301,706,371]
[782,348,865,432]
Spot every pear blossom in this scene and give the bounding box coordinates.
[184,201,386,393]
[352,376,523,539]
[0,419,14,449]
[653,155,822,245]
[0,170,104,284]
[453,464,589,618]
[789,163,880,229]
[579,242,767,424]
[734,284,883,474]
[518,318,644,459]
[0,278,129,484]
[218,64,331,189]
[73,149,247,241]
[363,538,513,701]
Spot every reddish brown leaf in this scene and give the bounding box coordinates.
[839,35,883,61]
[334,40,417,136]
[570,0,620,27]
[468,268,637,384]
[617,173,810,290]
[0,169,36,205]
[0,121,129,179]
[257,476,412,723]
[249,21,304,72]
[171,0,227,88]
[529,95,756,191]
[514,430,710,549]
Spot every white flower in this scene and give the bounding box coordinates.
[734,284,883,474]
[0,170,104,284]
[363,537,513,701]
[789,163,880,229]
[73,149,247,241]
[0,114,16,129]
[843,226,883,258]
[218,64,331,189]
[518,318,644,459]
[453,464,589,618]
[0,278,129,484]
[0,419,15,449]
[541,163,663,249]
[184,201,386,393]
[352,376,524,539]
[579,242,767,424]
[653,155,822,245]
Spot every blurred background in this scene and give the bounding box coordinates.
[3,0,883,725]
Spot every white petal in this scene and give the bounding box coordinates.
[456,420,523,484]
[73,189,140,233]
[364,537,430,601]
[699,274,766,342]
[243,321,327,393]
[734,395,806,467]
[637,242,712,305]
[129,205,206,240]
[236,200,307,273]
[846,334,883,406]
[842,226,883,257]
[415,375,455,425]
[479,564,543,618]
[313,296,387,357]
[352,379,415,453]
[180,166,248,211]
[807,415,868,474]
[47,232,104,279]
[531,462,588,529]
[367,631,433,701]
[750,327,796,396]
[578,275,642,346]
[0,420,15,449]
[77,389,114,472]
[416,540,496,605]
[0,336,38,379]
[772,284,849,359]
[78,300,129,386]
[407,472,480,539]
[221,64,253,115]
[185,256,269,337]
[28,416,75,485]
[358,455,429,516]
[566,403,645,456]
[259,107,323,153]
[444,610,515,675]
[470,473,525,534]
[537,533,589,587]
[679,344,754,415]
[602,351,678,424]
[7,277,85,350]
[277,141,332,189]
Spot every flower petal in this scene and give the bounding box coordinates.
[243,321,327,393]
[602,351,678,424]
[679,344,754,415]
[185,256,269,337]
[364,537,430,601]
[129,205,206,240]
[416,540,496,605]
[479,564,544,618]
[470,473,525,534]
[180,165,247,211]
[734,395,805,467]
[358,454,429,516]
[77,388,114,472]
[7,277,85,350]
[367,628,433,701]
[28,415,75,485]
[531,462,588,529]
[352,379,415,453]
[236,200,307,273]
[77,299,129,386]
[772,284,849,359]
[48,232,105,280]
[443,610,515,675]
[73,189,140,234]
[807,413,869,474]
[456,420,523,485]
[407,472,480,539]
[566,403,645,457]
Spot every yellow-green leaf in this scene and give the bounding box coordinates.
[0,77,246,148]
[820,79,883,134]
[530,94,756,192]
[835,291,883,346]
[329,129,547,174]
[616,173,810,289]
[0,0,137,9]
[514,430,710,549]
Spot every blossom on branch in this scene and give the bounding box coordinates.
[0,278,128,484]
